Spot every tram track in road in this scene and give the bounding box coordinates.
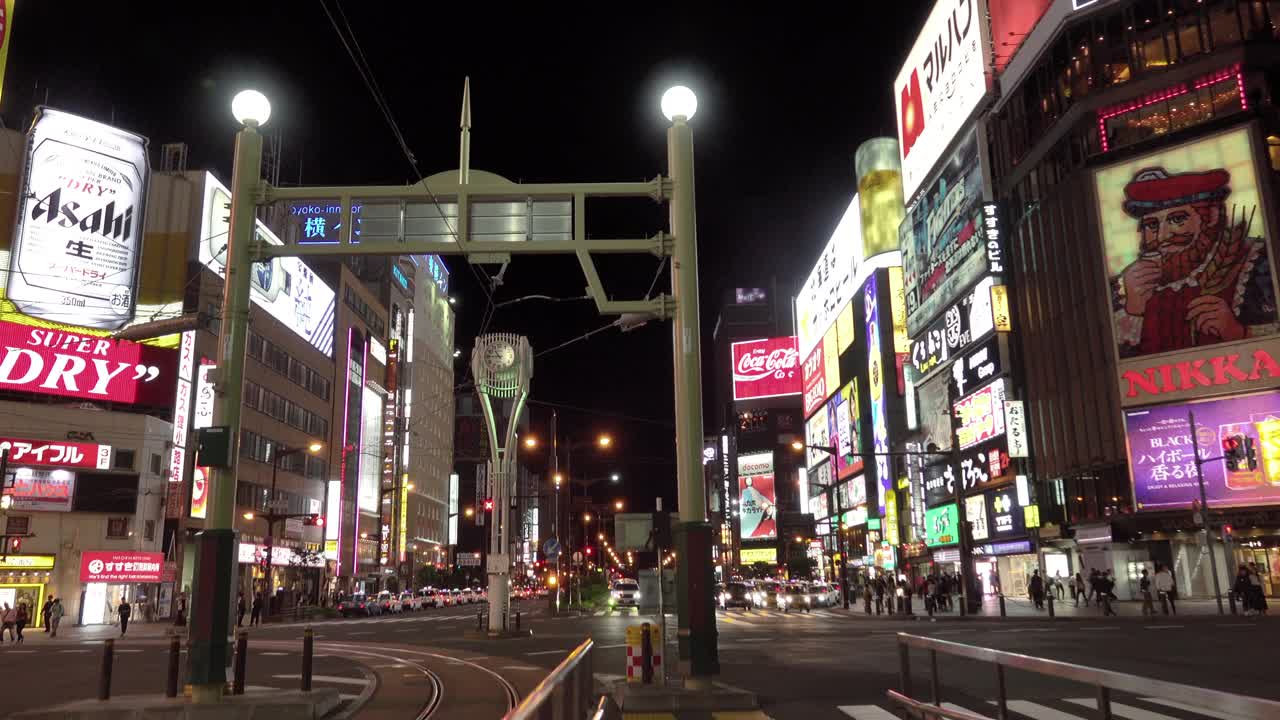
[312,640,522,719]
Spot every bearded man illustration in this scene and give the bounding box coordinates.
[1112,166,1277,358]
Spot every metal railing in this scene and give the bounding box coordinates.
[892,632,1280,720]
[506,638,598,720]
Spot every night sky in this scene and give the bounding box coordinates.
[5,1,929,510]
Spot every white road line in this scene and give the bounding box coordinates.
[261,651,289,656]
[525,649,569,656]
[1078,626,1111,631]
[1066,698,1182,720]
[594,644,627,649]
[347,631,374,635]
[499,665,540,671]
[374,663,409,668]
[1139,697,1254,720]
[837,705,900,719]
[58,649,90,653]
[4,649,33,653]
[930,630,975,636]
[1143,625,1183,630]
[116,649,144,653]
[272,674,367,686]
[1001,699,1089,720]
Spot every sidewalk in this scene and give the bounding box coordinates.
[836,594,1266,620]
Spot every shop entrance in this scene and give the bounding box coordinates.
[974,559,999,595]
[81,583,135,626]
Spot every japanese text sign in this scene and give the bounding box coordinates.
[954,378,1007,450]
[0,436,110,469]
[80,551,164,583]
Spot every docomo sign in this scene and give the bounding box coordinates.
[894,0,991,201]
[732,336,801,401]
[0,436,110,469]
[80,551,164,583]
[0,318,175,405]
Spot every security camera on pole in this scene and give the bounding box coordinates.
[471,334,532,633]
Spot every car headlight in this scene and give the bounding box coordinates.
[634,592,641,599]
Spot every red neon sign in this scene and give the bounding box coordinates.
[731,336,801,402]
[0,318,176,405]
[0,436,110,469]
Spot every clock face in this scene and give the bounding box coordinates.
[484,342,516,370]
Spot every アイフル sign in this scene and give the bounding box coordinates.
[0,436,110,470]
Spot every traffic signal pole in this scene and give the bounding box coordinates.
[1188,410,1225,615]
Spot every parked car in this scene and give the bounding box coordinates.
[377,590,401,613]
[719,581,756,609]
[337,593,381,617]
[422,588,445,608]
[779,583,813,612]
[610,579,640,608]
[400,591,420,611]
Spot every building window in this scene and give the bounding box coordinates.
[150,453,163,476]
[114,449,136,471]
[5,516,29,535]
[144,519,156,541]
[106,517,130,539]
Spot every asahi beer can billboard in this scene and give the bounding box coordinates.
[6,108,149,331]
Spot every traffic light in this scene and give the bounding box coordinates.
[1223,434,1247,471]
[585,547,593,556]
[1244,436,1259,470]
[303,514,324,527]
[483,498,494,512]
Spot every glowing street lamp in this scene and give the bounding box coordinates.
[524,436,538,449]
[597,434,613,448]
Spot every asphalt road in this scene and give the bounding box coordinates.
[4,600,1276,719]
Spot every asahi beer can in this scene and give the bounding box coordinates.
[6,108,150,331]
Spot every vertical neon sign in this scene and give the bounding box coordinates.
[865,274,890,515]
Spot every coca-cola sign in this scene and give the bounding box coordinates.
[731,336,801,402]
[0,317,176,405]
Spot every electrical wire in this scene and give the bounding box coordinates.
[533,320,620,358]
[317,0,497,344]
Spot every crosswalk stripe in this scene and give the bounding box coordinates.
[837,705,899,719]
[1066,698,1183,720]
[1138,698,1254,720]
[1002,699,1088,720]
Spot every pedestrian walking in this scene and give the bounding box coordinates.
[1155,563,1176,615]
[0,603,15,643]
[1073,572,1085,607]
[1139,568,1155,616]
[1100,571,1118,616]
[117,599,132,635]
[47,597,64,637]
[237,592,246,627]
[1087,569,1101,606]
[251,592,264,626]
[1053,572,1066,600]
[1247,563,1268,616]
[873,576,885,616]
[1235,566,1255,615]
[14,603,28,643]
[174,594,187,627]
[41,597,52,632]
[1029,570,1045,610]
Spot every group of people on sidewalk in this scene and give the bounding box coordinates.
[1234,563,1269,616]
[0,597,65,644]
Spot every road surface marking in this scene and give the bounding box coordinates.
[499,665,540,671]
[1143,625,1183,630]
[58,649,90,653]
[1216,623,1253,627]
[837,705,899,719]
[595,643,627,649]
[261,651,289,656]
[5,649,33,653]
[374,663,409,668]
[1000,700,1088,720]
[1078,626,1111,631]
[1139,698,1254,720]
[116,649,143,653]
[931,630,974,636]
[339,693,360,700]
[272,674,367,686]
[525,648,569,656]
[347,631,374,635]
[594,673,625,685]
[1066,698,1182,720]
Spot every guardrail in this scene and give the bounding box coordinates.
[891,632,1280,720]
[505,638,597,720]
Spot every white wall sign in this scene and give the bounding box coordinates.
[965,494,989,541]
[894,0,992,201]
[6,109,150,330]
[193,364,216,430]
[1004,400,1028,458]
[796,196,863,358]
[199,174,336,356]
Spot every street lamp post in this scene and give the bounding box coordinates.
[662,86,718,678]
[189,90,269,703]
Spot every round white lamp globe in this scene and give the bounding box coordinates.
[661,86,697,122]
[231,90,272,127]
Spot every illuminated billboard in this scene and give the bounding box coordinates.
[0,317,176,405]
[1125,390,1280,511]
[6,109,149,331]
[0,436,110,470]
[200,174,336,356]
[737,452,776,540]
[3,468,75,511]
[802,339,828,418]
[925,503,959,547]
[954,378,1008,450]
[866,274,890,514]
[796,196,863,358]
[834,381,863,479]
[739,547,777,565]
[805,403,830,470]
[894,0,990,201]
[731,336,801,401]
[1095,127,1278,404]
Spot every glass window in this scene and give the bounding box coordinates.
[1208,2,1243,47]
[106,517,130,539]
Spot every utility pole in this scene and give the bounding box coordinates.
[947,378,972,617]
[1189,410,1226,615]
